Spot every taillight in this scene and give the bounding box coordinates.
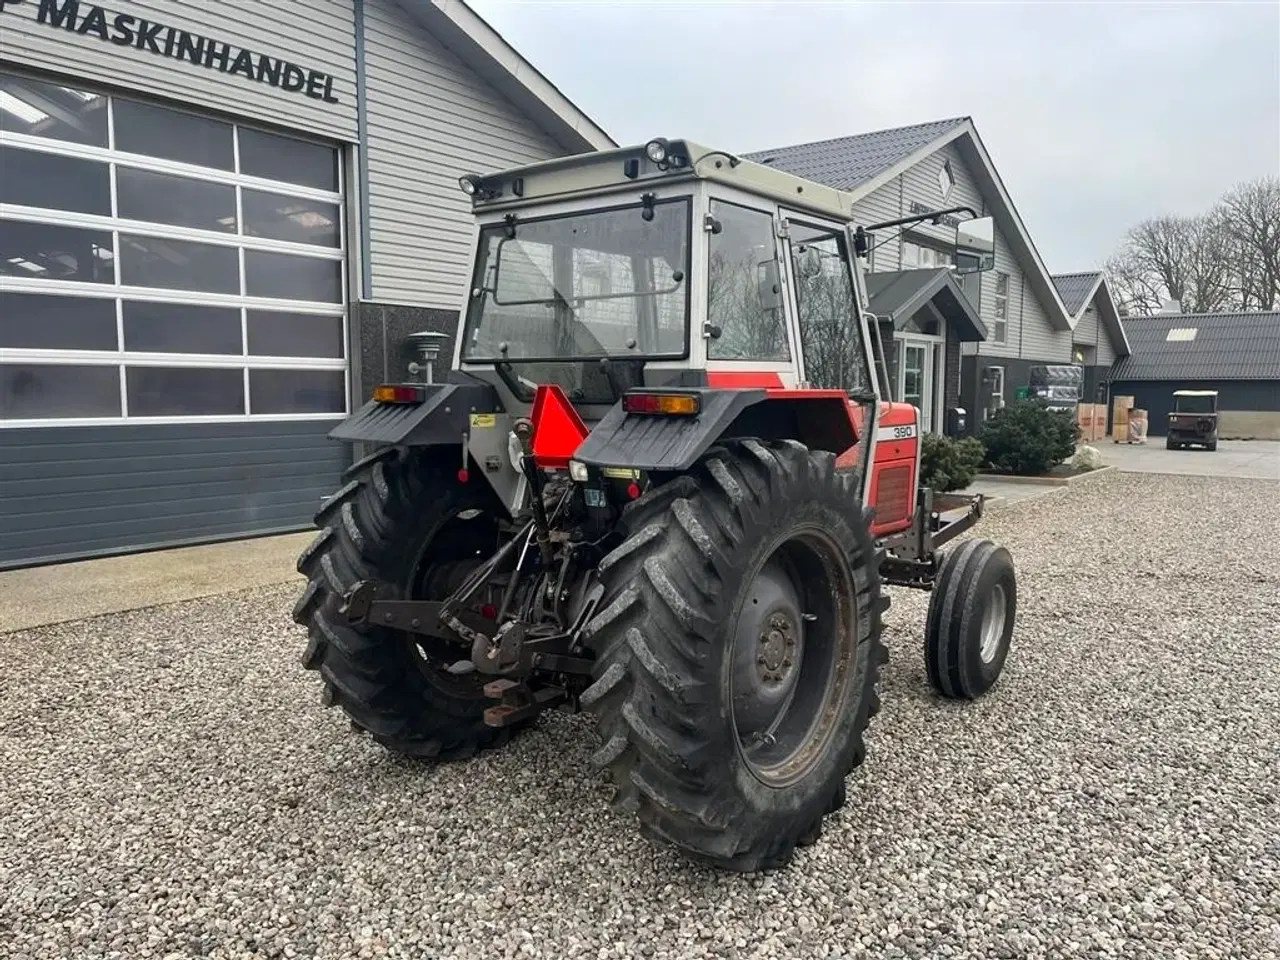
[372,384,427,404]
[622,391,701,416]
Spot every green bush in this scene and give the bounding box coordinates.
[920,433,986,492]
[981,399,1079,475]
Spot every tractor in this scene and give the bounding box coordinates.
[293,137,1018,872]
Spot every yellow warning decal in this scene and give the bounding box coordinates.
[469,413,497,428]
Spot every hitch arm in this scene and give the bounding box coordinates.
[339,581,493,651]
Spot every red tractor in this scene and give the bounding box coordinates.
[294,137,1017,871]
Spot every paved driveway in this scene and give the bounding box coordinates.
[1102,438,1279,480]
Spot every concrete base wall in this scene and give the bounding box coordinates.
[1220,411,1280,441]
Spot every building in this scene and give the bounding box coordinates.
[744,119,1130,434]
[1109,311,1280,439]
[0,0,613,569]
[1051,270,1130,406]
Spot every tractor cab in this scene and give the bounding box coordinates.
[1167,389,1219,451]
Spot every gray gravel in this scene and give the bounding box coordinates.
[2,472,1278,960]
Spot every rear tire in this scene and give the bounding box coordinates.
[924,539,1016,700]
[1166,437,1179,450]
[293,447,519,759]
[582,440,887,872]
[1205,440,1218,452]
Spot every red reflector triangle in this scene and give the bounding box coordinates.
[530,384,589,469]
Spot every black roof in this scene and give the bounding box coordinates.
[742,118,967,192]
[1110,312,1280,381]
[1050,271,1103,316]
[865,268,987,343]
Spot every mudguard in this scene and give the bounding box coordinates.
[329,382,503,445]
[572,388,859,472]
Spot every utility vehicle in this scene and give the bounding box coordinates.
[1166,389,1219,450]
[293,137,1018,871]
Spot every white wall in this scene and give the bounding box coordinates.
[852,141,1070,363]
[362,0,568,307]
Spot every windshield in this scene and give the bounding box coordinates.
[1175,395,1215,413]
[462,199,690,363]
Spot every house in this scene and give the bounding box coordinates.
[744,119,1130,435]
[1051,271,1131,406]
[0,0,613,569]
[1109,311,1280,440]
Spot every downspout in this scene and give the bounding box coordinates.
[355,0,373,301]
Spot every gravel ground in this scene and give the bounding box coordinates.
[2,472,1278,960]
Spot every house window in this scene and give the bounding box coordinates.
[991,271,1009,344]
[937,160,955,202]
[902,239,953,270]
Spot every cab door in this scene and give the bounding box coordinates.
[702,192,801,388]
[778,210,881,498]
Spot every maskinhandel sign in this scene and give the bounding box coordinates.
[0,0,340,103]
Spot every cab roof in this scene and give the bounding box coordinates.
[464,138,861,223]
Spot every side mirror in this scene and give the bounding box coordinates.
[954,216,995,275]
[756,258,783,311]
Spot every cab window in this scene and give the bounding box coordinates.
[706,200,790,361]
[789,223,874,397]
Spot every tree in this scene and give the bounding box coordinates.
[1105,214,1232,315]
[1105,176,1278,315]
[1217,176,1280,310]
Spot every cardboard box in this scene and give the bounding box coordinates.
[1112,396,1135,441]
[1076,403,1106,442]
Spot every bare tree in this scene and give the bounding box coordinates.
[1105,247,1165,317]
[1105,214,1233,315]
[1217,176,1280,310]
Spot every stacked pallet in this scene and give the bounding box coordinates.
[1112,396,1148,443]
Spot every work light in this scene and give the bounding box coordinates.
[644,138,670,164]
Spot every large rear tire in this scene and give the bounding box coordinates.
[581,439,887,872]
[293,447,519,759]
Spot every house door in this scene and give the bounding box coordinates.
[897,337,939,432]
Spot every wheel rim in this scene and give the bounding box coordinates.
[979,583,1007,664]
[729,528,857,789]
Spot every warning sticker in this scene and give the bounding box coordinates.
[470,414,497,428]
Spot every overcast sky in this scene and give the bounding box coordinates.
[468,0,1280,273]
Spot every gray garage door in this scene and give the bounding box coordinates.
[1,71,350,569]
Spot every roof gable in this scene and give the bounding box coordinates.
[1111,312,1280,380]
[864,268,987,343]
[1052,272,1103,316]
[742,119,967,192]
[1052,271,1131,357]
[746,118,1076,333]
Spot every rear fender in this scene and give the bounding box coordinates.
[329,382,524,517]
[571,388,860,473]
[329,382,503,446]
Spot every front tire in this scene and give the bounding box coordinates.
[582,440,887,872]
[293,447,518,759]
[924,539,1017,699]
